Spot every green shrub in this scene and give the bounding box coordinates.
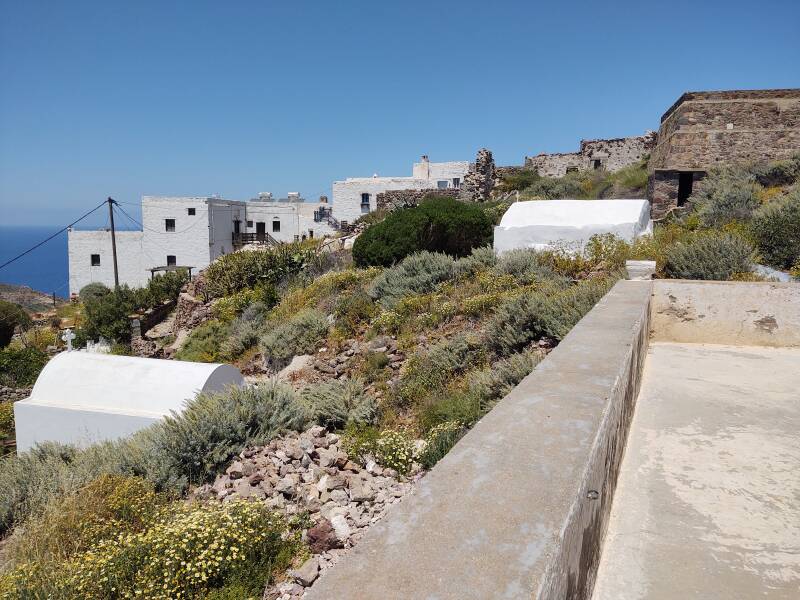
[175,319,231,362]
[0,346,48,387]
[352,196,493,267]
[79,285,137,344]
[488,277,615,356]
[0,300,31,348]
[137,381,307,492]
[300,378,377,429]
[203,243,315,299]
[453,246,497,278]
[417,421,466,469]
[342,425,415,474]
[359,350,390,382]
[333,289,378,335]
[664,232,755,280]
[691,166,761,227]
[219,302,271,360]
[0,402,14,453]
[136,270,189,308]
[521,171,584,199]
[498,169,540,191]
[395,334,482,409]
[751,190,800,269]
[259,309,329,370]
[2,499,300,600]
[368,251,454,307]
[77,282,110,303]
[421,350,542,429]
[751,154,800,187]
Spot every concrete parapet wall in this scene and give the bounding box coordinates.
[652,280,800,347]
[306,280,652,600]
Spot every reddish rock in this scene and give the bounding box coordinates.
[307,518,343,553]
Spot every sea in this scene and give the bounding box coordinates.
[0,226,70,297]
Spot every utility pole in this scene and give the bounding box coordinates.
[107,197,119,290]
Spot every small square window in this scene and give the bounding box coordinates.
[165,219,175,232]
[187,208,195,216]
[90,254,101,266]
[272,220,281,233]
[437,180,448,189]
[247,220,253,228]
[167,255,176,266]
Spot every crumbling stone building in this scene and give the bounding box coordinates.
[648,89,800,217]
[524,132,656,177]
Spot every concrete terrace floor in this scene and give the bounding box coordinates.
[593,342,800,599]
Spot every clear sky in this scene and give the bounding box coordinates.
[1,0,798,226]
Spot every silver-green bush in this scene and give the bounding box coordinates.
[488,277,615,356]
[259,309,329,370]
[751,190,800,269]
[300,378,377,429]
[664,232,755,280]
[368,251,455,307]
[495,247,565,285]
[691,166,761,227]
[453,246,497,278]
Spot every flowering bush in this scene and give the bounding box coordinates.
[342,426,416,475]
[417,421,466,469]
[1,499,300,600]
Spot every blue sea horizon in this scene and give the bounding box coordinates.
[0,226,70,296]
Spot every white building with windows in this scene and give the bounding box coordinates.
[68,195,334,295]
[332,156,470,225]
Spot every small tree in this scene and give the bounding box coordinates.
[0,301,32,348]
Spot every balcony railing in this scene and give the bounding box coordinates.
[232,232,279,247]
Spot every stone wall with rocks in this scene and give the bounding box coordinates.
[375,188,460,212]
[525,132,656,177]
[650,89,800,172]
[191,425,420,600]
[460,148,498,202]
[0,387,30,403]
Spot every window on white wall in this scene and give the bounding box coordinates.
[437,180,448,189]
[452,177,461,189]
[360,193,370,213]
[167,255,177,266]
[187,208,195,216]
[90,254,100,266]
[272,220,280,233]
[247,220,253,228]
[165,219,175,232]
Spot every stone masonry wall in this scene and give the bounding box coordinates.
[650,89,800,171]
[525,132,655,177]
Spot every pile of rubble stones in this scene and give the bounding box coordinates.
[313,335,405,379]
[192,425,423,599]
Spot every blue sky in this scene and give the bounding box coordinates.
[1,0,798,226]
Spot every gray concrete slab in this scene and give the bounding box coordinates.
[592,342,800,600]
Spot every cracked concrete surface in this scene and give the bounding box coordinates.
[592,342,800,599]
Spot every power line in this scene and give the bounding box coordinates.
[0,200,108,272]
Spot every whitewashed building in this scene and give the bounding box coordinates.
[14,352,244,451]
[68,195,333,294]
[332,156,470,225]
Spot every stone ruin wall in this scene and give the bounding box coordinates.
[375,188,460,212]
[649,89,800,172]
[524,132,656,177]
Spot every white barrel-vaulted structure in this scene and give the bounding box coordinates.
[493,199,652,254]
[14,352,244,451]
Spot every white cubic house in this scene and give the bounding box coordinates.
[68,194,335,294]
[332,156,470,225]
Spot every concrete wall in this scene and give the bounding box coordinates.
[651,280,800,347]
[245,203,299,242]
[307,280,652,600]
[411,159,470,182]
[68,230,148,294]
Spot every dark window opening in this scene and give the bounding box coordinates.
[247,220,253,228]
[678,172,694,206]
[272,220,280,233]
[566,166,579,174]
[308,229,314,238]
[437,180,448,189]
[167,255,177,267]
[233,220,241,234]
[592,159,602,170]
[90,254,101,266]
[187,207,195,216]
[452,177,460,189]
[165,218,175,232]
[256,222,266,234]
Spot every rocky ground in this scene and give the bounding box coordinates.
[191,425,422,600]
